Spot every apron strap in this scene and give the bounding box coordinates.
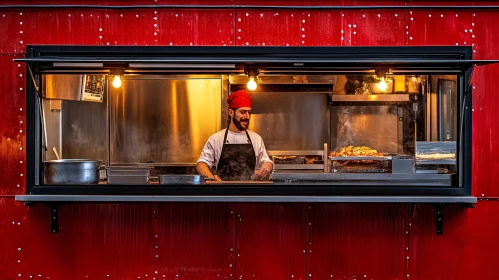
[244,129,253,145]
[222,127,229,144]
[223,127,253,145]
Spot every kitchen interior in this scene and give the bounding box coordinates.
[39,68,460,188]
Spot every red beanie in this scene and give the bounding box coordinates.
[227,90,252,109]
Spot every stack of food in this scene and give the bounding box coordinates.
[329,146,388,172]
[416,153,455,160]
[329,145,383,158]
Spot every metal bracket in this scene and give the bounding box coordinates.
[435,203,444,235]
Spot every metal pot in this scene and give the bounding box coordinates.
[44,159,101,185]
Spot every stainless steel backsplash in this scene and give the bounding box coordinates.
[109,76,222,164]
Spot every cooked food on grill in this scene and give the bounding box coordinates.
[304,156,322,164]
[273,156,297,161]
[329,146,384,166]
[329,146,383,158]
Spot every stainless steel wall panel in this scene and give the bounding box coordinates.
[109,76,222,164]
[331,106,399,154]
[61,99,108,165]
[243,91,330,151]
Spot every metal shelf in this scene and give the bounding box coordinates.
[331,94,410,102]
[15,194,477,203]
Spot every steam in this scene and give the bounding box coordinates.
[334,106,398,154]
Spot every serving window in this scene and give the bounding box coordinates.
[17,45,476,200]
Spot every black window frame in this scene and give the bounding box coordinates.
[21,45,473,197]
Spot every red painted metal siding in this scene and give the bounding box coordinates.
[1,1,499,279]
[307,204,409,279]
[0,55,26,196]
[235,204,307,280]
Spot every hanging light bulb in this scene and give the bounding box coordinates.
[112,75,122,88]
[378,77,388,91]
[247,76,257,91]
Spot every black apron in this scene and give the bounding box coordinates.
[216,128,257,181]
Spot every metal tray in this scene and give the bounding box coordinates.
[331,158,391,173]
[416,158,456,165]
[107,175,149,185]
[272,156,304,165]
[159,175,204,185]
[329,155,392,161]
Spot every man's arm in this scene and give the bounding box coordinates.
[196,162,221,181]
[254,137,274,180]
[196,137,222,181]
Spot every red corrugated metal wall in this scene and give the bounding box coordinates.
[1,1,498,279]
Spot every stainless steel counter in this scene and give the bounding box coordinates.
[15,195,476,203]
[271,172,454,186]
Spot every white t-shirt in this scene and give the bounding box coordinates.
[197,129,274,169]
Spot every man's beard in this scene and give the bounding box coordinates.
[233,117,250,130]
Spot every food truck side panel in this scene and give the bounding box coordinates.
[1,2,499,279]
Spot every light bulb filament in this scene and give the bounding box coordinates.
[247,76,257,90]
[112,75,122,88]
[378,77,388,91]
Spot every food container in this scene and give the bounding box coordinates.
[392,155,415,174]
[159,175,205,185]
[329,155,392,173]
[106,166,151,185]
[272,156,304,164]
[44,159,101,185]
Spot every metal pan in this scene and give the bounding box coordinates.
[44,159,101,185]
[159,175,205,185]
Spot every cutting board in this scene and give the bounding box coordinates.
[206,180,273,185]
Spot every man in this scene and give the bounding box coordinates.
[196,90,274,181]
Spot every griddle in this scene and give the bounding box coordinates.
[206,180,273,185]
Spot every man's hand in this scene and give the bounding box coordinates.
[255,162,273,181]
